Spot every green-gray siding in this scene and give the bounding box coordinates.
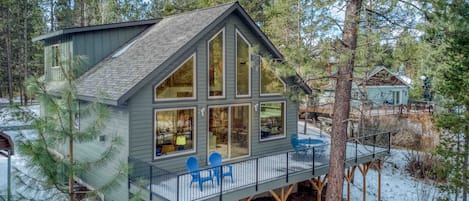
[128,13,298,172]
[75,105,129,201]
[72,26,148,71]
[43,25,149,81]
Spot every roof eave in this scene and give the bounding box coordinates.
[233,4,284,60]
[32,19,160,42]
[32,30,64,42]
[77,95,119,106]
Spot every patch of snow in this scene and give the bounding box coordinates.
[344,149,460,201]
[0,104,39,127]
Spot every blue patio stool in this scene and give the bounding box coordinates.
[186,156,213,191]
[209,152,233,185]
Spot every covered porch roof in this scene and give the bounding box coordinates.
[0,131,14,157]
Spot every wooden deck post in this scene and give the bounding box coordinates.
[372,160,383,201]
[269,184,294,201]
[358,162,372,201]
[309,175,328,201]
[344,166,357,201]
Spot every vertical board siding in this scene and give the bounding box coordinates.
[128,14,299,172]
[75,105,129,201]
[73,26,148,73]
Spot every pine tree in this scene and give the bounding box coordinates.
[425,0,469,200]
[16,55,126,201]
[326,0,362,200]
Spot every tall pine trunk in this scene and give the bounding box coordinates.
[5,6,14,104]
[326,0,362,200]
[23,0,29,105]
[464,125,468,201]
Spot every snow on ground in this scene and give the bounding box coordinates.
[0,107,460,200]
[344,149,448,201]
[0,104,39,127]
[0,130,67,200]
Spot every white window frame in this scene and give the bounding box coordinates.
[207,28,226,99]
[207,103,251,161]
[259,58,286,96]
[235,29,251,98]
[153,107,197,159]
[154,53,197,101]
[259,101,286,142]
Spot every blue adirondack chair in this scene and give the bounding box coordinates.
[291,136,308,159]
[186,156,213,191]
[209,152,233,185]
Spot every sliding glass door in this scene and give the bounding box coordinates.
[208,104,250,160]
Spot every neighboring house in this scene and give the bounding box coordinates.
[353,66,412,106]
[34,2,311,200]
[319,66,412,108]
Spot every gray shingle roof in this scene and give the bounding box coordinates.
[76,3,236,105]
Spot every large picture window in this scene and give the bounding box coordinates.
[155,55,195,100]
[236,30,250,97]
[154,108,195,158]
[260,58,285,95]
[208,29,225,98]
[260,102,285,141]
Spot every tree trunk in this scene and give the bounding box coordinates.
[463,125,468,201]
[325,0,362,200]
[80,0,85,26]
[50,0,54,31]
[23,0,29,105]
[5,7,14,104]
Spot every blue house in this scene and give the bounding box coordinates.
[352,66,412,106]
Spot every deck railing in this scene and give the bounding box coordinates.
[128,131,391,201]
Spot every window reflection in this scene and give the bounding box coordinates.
[155,56,195,99]
[236,31,250,96]
[260,102,285,140]
[260,58,284,95]
[154,108,195,157]
[209,31,224,97]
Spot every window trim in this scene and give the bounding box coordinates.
[259,101,287,142]
[154,53,197,101]
[153,107,197,160]
[207,28,226,99]
[259,58,286,96]
[207,103,251,161]
[235,29,252,98]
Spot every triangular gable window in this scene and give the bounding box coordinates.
[260,57,285,95]
[155,55,195,100]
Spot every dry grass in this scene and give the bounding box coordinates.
[403,150,445,182]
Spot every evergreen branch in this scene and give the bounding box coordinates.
[79,135,123,169]
[365,8,402,28]
[397,0,429,20]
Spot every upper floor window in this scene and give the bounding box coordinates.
[154,107,195,158]
[51,45,60,67]
[260,58,285,95]
[236,30,251,97]
[155,54,196,100]
[260,102,285,141]
[208,29,225,98]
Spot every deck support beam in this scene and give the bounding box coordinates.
[358,162,372,201]
[309,175,328,201]
[372,160,383,201]
[344,166,357,201]
[269,184,294,201]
